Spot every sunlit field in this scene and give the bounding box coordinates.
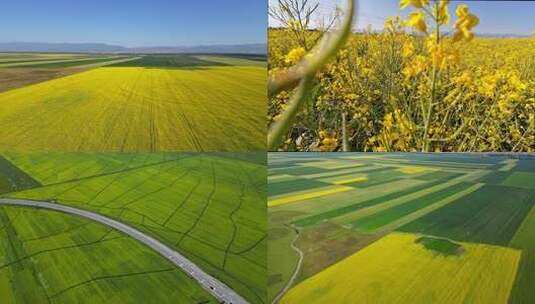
[0,54,266,152]
[268,153,535,303]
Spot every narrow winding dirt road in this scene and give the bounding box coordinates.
[272,225,303,304]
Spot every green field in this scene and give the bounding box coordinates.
[268,153,535,303]
[108,54,229,68]
[0,156,41,194]
[0,152,266,303]
[0,54,266,151]
[0,206,216,303]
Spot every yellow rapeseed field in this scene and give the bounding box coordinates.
[281,232,520,304]
[0,66,266,151]
[396,165,432,174]
[332,176,367,184]
[268,185,354,207]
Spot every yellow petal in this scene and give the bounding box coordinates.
[400,0,411,9]
[455,4,469,18]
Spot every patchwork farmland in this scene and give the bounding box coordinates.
[0,152,266,303]
[0,53,266,151]
[0,53,138,92]
[268,153,535,303]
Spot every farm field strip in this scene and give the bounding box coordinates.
[0,56,88,64]
[267,174,301,183]
[290,178,440,227]
[268,186,354,207]
[277,180,426,222]
[2,153,267,304]
[332,176,367,185]
[0,56,122,68]
[194,55,266,66]
[502,171,535,190]
[107,54,230,68]
[0,156,41,194]
[268,158,478,182]
[350,182,483,232]
[268,153,535,303]
[298,164,385,179]
[0,53,85,62]
[399,185,535,246]
[271,167,479,224]
[329,175,474,227]
[14,56,138,69]
[71,56,141,69]
[2,152,187,185]
[339,155,495,170]
[499,159,518,171]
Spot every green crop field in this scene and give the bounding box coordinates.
[268,153,535,303]
[108,54,230,68]
[0,152,267,303]
[0,206,217,303]
[0,54,266,151]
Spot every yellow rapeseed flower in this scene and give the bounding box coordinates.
[403,66,416,79]
[406,11,427,33]
[318,130,338,151]
[384,17,395,32]
[453,5,479,42]
[439,0,450,7]
[437,1,450,25]
[400,0,429,9]
[384,16,403,33]
[402,41,415,58]
[284,47,306,65]
[344,93,358,101]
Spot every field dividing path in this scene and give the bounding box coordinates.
[272,225,303,304]
[0,198,248,304]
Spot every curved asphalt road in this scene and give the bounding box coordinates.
[0,198,248,304]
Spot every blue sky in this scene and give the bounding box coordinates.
[0,0,267,47]
[269,0,535,36]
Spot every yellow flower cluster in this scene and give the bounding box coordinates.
[406,11,427,33]
[400,0,429,9]
[268,1,535,152]
[318,130,338,152]
[402,55,427,79]
[453,5,480,42]
[436,0,450,25]
[284,47,306,65]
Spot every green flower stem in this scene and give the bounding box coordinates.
[268,75,314,150]
[268,0,356,98]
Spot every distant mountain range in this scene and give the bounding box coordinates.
[0,42,267,54]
